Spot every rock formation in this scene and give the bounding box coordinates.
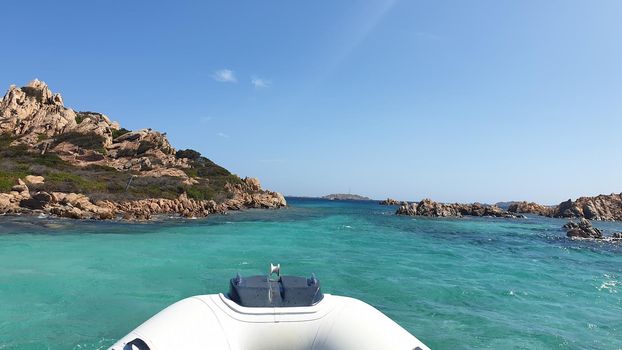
[0,80,286,220]
[396,199,523,219]
[507,201,554,216]
[379,198,400,205]
[563,219,603,239]
[552,194,622,221]
[502,194,622,221]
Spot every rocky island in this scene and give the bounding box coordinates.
[0,79,286,220]
[379,198,401,205]
[396,199,524,219]
[506,194,622,221]
[322,193,370,201]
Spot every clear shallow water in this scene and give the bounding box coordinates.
[1,198,621,350]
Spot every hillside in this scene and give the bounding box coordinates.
[0,79,285,219]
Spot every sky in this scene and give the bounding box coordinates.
[1,0,621,204]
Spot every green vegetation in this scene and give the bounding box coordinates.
[0,143,240,203]
[174,149,242,201]
[137,141,155,155]
[52,132,106,153]
[111,128,131,139]
[75,114,85,124]
[0,168,29,192]
[175,149,201,160]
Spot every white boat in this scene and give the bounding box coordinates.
[109,265,430,350]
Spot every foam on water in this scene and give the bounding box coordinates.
[0,198,621,349]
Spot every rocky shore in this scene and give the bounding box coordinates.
[507,194,622,221]
[396,199,524,219]
[0,176,285,220]
[0,79,286,220]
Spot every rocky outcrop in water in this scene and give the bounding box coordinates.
[563,218,603,239]
[552,194,622,221]
[507,201,554,216]
[379,198,400,205]
[562,218,622,241]
[0,80,286,220]
[500,194,622,222]
[396,199,523,219]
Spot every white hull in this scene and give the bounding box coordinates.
[109,293,430,350]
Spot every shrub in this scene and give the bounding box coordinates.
[112,128,131,140]
[137,141,155,155]
[0,169,29,192]
[53,132,106,153]
[176,149,201,160]
[75,114,86,124]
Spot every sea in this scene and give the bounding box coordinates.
[0,197,621,349]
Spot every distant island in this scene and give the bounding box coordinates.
[322,193,370,201]
[0,79,286,220]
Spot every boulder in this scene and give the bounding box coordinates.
[24,175,45,185]
[564,218,603,239]
[11,179,29,197]
[19,192,52,210]
[379,198,400,205]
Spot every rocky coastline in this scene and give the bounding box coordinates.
[0,79,285,220]
[396,199,524,219]
[507,194,622,221]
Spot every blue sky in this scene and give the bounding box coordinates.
[2,0,621,204]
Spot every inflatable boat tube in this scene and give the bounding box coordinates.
[108,271,430,350]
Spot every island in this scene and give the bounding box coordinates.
[0,79,286,220]
[322,193,370,201]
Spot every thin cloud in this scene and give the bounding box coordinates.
[212,69,237,83]
[200,116,212,123]
[251,76,271,89]
[217,132,230,138]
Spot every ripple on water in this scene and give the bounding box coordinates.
[0,199,621,349]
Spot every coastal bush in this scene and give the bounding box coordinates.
[75,113,86,124]
[53,132,106,153]
[175,149,201,160]
[0,134,16,148]
[45,171,107,193]
[0,139,243,204]
[136,141,155,155]
[112,128,131,140]
[0,169,29,192]
[128,176,184,199]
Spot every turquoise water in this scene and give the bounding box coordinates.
[1,198,621,349]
